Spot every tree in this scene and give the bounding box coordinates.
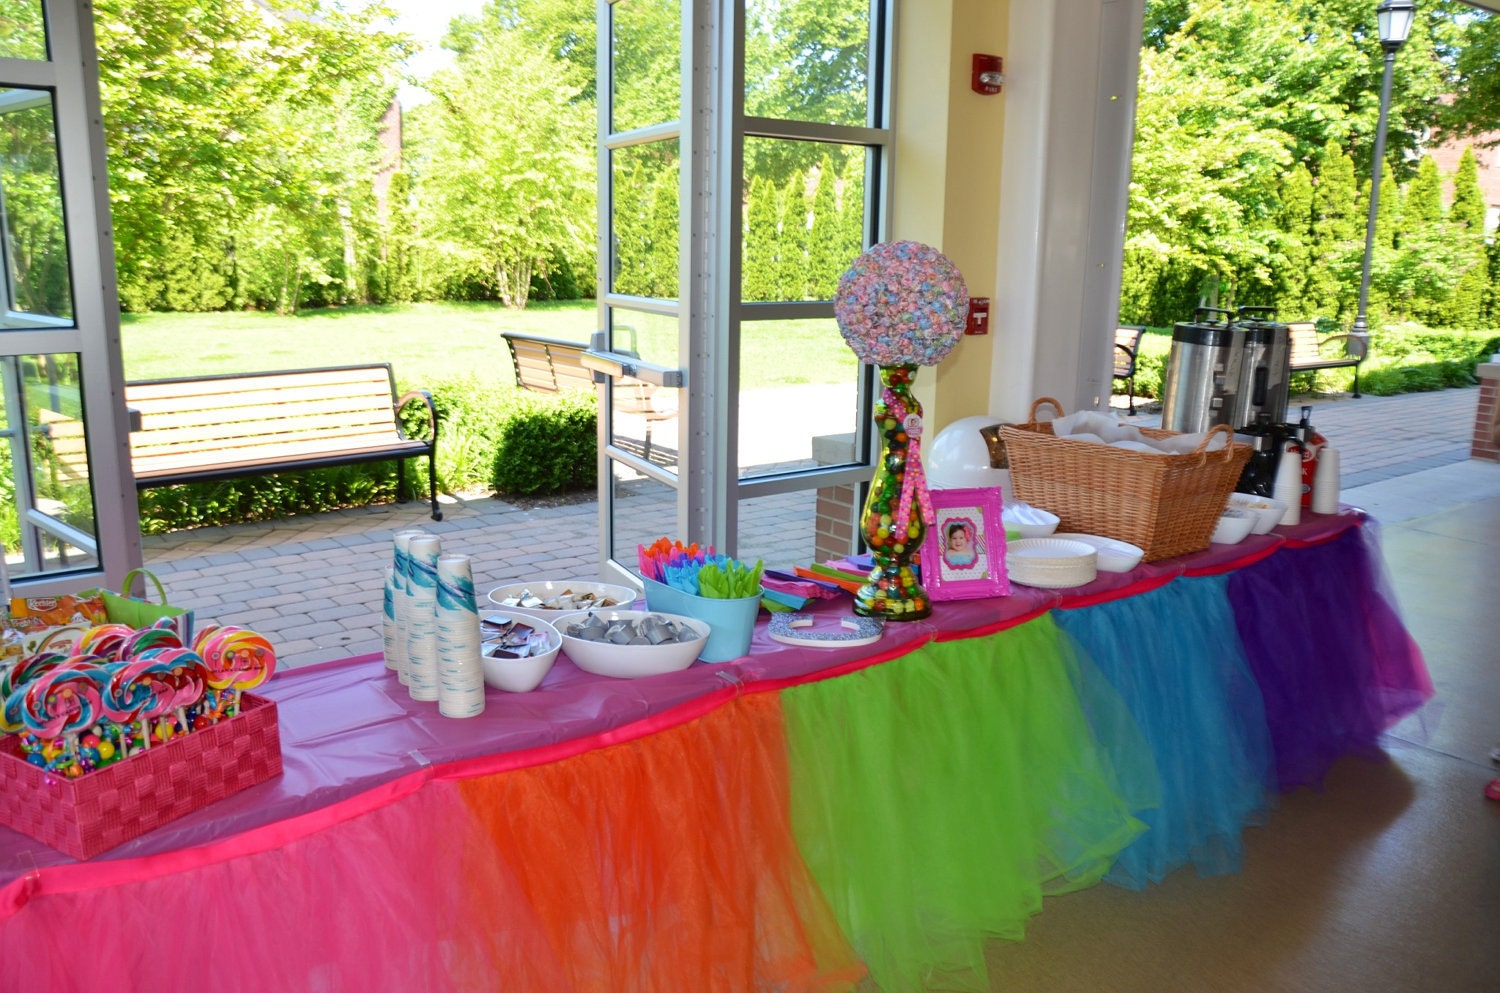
[743,176,781,302]
[1441,147,1487,327]
[1273,163,1314,318]
[95,0,408,311]
[417,24,593,309]
[807,157,842,299]
[778,172,809,300]
[1307,140,1360,319]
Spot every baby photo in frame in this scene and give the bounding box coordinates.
[920,487,1009,601]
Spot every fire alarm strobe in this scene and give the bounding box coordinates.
[965,297,991,335]
[972,54,1004,95]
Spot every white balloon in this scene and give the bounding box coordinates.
[926,415,1011,493]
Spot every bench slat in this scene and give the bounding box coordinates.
[131,399,398,435]
[131,439,430,480]
[124,368,394,400]
[127,381,394,415]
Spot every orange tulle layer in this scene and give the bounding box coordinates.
[454,691,863,993]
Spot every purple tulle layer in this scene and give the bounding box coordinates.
[1227,523,1433,791]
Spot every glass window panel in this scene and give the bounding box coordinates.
[611,0,680,134]
[609,459,678,567]
[2,352,100,581]
[738,317,860,478]
[744,0,870,128]
[609,373,679,474]
[735,489,820,570]
[610,140,679,300]
[742,139,867,303]
[0,3,48,61]
[0,88,73,324]
[608,306,677,374]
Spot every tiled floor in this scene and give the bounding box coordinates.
[141,386,1493,668]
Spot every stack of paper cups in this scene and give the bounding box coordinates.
[390,529,426,685]
[1273,443,1303,527]
[405,534,443,702]
[381,566,399,672]
[435,554,486,718]
[1311,447,1341,514]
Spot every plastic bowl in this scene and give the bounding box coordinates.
[1226,492,1288,535]
[1002,502,1060,539]
[1052,533,1145,574]
[479,618,562,693]
[485,580,639,622]
[1210,509,1256,545]
[553,608,710,679]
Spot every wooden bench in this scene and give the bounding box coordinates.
[1113,325,1145,415]
[501,330,677,462]
[1286,322,1367,398]
[124,364,442,520]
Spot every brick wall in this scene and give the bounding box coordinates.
[1472,363,1500,461]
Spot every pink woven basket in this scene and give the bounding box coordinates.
[0,693,281,860]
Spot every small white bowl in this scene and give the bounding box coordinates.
[553,608,710,679]
[479,618,562,693]
[485,580,639,622]
[1226,492,1288,535]
[1052,534,1145,574]
[1002,502,1061,539]
[1210,509,1256,545]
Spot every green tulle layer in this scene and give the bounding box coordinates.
[781,614,1155,993]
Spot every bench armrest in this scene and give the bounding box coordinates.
[396,389,439,444]
[1113,341,1137,373]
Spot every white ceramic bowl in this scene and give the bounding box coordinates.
[553,608,710,679]
[1005,537,1099,588]
[479,617,562,693]
[485,580,639,622]
[1052,533,1145,574]
[1226,492,1288,535]
[1210,509,1256,545]
[1002,502,1061,539]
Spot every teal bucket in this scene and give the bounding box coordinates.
[642,577,761,662]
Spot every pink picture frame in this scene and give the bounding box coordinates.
[920,486,1009,601]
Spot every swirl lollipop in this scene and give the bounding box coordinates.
[24,663,109,769]
[201,627,276,716]
[113,657,177,748]
[140,647,208,732]
[122,625,184,659]
[77,623,136,662]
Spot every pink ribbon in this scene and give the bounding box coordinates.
[883,387,934,541]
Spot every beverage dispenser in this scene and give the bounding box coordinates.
[1229,306,1292,429]
[1160,308,1244,434]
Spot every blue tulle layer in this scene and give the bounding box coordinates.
[1055,572,1275,889]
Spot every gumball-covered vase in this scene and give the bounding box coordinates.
[855,364,931,620]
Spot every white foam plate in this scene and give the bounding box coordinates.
[1052,534,1145,574]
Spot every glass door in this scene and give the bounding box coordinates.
[596,0,890,579]
[1,1,141,597]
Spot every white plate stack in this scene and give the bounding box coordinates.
[1005,538,1099,588]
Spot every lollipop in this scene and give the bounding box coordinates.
[122,625,184,659]
[23,663,109,767]
[112,657,176,749]
[77,623,136,662]
[140,647,209,732]
[200,627,276,716]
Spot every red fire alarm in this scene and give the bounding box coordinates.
[965,297,991,335]
[972,54,1004,95]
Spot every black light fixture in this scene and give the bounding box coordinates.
[1351,0,1416,342]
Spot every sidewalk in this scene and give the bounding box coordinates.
[142,386,1499,667]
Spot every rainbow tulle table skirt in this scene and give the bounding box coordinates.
[0,512,1431,993]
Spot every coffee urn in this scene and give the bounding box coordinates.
[1160,307,1243,434]
[1228,306,1292,429]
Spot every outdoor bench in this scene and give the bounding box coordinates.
[501,330,676,461]
[124,363,442,520]
[1286,321,1367,398]
[1113,325,1145,415]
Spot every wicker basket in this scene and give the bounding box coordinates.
[999,398,1250,562]
[0,693,281,860]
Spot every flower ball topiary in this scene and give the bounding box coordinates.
[834,240,969,367]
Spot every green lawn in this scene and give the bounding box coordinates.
[121,300,858,390]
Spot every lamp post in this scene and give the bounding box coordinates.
[1351,0,1417,342]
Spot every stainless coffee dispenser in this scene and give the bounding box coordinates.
[1228,306,1292,429]
[1160,307,1243,433]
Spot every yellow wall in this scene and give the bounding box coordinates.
[892,0,1007,434]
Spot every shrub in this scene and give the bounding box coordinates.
[492,389,598,495]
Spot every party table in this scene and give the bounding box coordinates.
[0,510,1431,993]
